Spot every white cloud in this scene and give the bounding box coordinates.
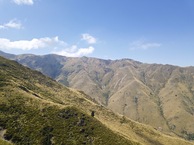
[53,45,94,57]
[0,25,5,29]
[82,33,97,44]
[0,19,22,30]
[130,40,161,50]
[0,36,66,50]
[0,36,94,57]
[12,0,33,5]
[5,19,22,29]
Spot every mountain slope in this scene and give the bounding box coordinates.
[0,56,140,145]
[1,51,194,140]
[0,56,193,145]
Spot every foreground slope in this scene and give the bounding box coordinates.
[0,56,193,145]
[2,51,194,140]
[0,56,136,145]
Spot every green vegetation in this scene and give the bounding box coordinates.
[0,56,137,145]
[4,52,194,140]
[182,131,194,140]
[0,139,12,145]
[0,56,193,145]
[0,94,135,145]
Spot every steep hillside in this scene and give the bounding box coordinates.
[1,51,194,140]
[0,57,193,145]
[0,56,139,145]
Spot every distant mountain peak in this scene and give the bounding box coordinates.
[0,51,194,140]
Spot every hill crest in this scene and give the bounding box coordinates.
[1,51,194,140]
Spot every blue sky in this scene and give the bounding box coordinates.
[0,0,194,66]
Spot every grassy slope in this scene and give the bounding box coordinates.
[0,56,193,145]
[0,139,12,145]
[2,52,194,139]
[9,54,193,139]
[0,95,135,145]
[0,56,137,145]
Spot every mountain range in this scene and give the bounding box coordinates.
[2,56,194,144]
[0,50,194,141]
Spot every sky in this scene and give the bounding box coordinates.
[0,0,194,66]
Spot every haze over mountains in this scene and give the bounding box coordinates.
[1,50,194,141]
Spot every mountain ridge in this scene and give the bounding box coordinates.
[1,50,194,67]
[1,56,193,144]
[1,51,194,140]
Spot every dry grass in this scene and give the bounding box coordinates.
[1,56,194,145]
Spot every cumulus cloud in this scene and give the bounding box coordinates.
[52,33,96,57]
[0,37,66,50]
[130,40,161,50]
[53,45,94,57]
[0,19,22,30]
[12,0,33,5]
[0,36,94,57]
[82,33,97,44]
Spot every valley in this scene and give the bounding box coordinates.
[0,51,194,144]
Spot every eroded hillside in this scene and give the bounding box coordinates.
[0,56,193,145]
[1,51,194,141]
